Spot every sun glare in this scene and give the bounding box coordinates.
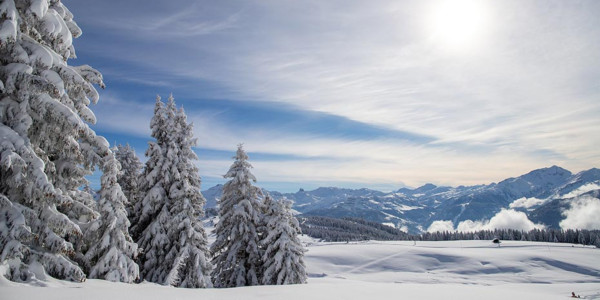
[429,0,488,50]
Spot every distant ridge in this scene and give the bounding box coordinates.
[202,166,600,233]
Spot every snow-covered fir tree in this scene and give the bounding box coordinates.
[113,144,142,216]
[135,95,212,288]
[163,105,212,288]
[82,151,139,283]
[211,144,264,288]
[129,96,166,241]
[260,195,307,285]
[0,0,113,282]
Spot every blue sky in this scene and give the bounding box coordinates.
[63,0,600,192]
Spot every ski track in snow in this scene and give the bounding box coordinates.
[1,240,600,300]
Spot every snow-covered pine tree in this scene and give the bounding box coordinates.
[211,144,264,288]
[129,96,166,241]
[113,144,142,216]
[260,194,307,285]
[162,104,212,288]
[135,95,212,288]
[82,151,139,282]
[133,95,171,280]
[0,0,111,282]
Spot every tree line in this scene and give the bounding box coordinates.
[299,216,600,248]
[299,216,410,242]
[420,228,600,247]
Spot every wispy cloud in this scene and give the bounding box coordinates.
[90,92,569,188]
[67,0,600,189]
[74,1,240,37]
[509,197,547,210]
[91,93,154,137]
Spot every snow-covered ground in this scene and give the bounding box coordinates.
[2,239,599,300]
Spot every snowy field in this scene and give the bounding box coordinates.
[2,240,599,300]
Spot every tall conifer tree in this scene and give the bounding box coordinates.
[113,144,142,216]
[211,145,264,288]
[130,96,166,241]
[260,195,307,285]
[0,0,113,282]
[82,151,139,283]
[135,95,212,287]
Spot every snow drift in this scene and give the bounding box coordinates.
[2,240,599,300]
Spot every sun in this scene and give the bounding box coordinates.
[428,0,489,50]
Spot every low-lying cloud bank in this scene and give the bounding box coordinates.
[560,196,600,230]
[428,209,545,233]
[426,220,455,233]
[509,197,547,210]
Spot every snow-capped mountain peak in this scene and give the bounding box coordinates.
[202,166,600,233]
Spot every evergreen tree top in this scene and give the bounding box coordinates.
[235,144,249,161]
[150,95,166,142]
[166,94,177,124]
[224,144,256,183]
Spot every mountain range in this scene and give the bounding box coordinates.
[202,166,600,234]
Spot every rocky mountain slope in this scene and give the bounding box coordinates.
[202,166,600,233]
